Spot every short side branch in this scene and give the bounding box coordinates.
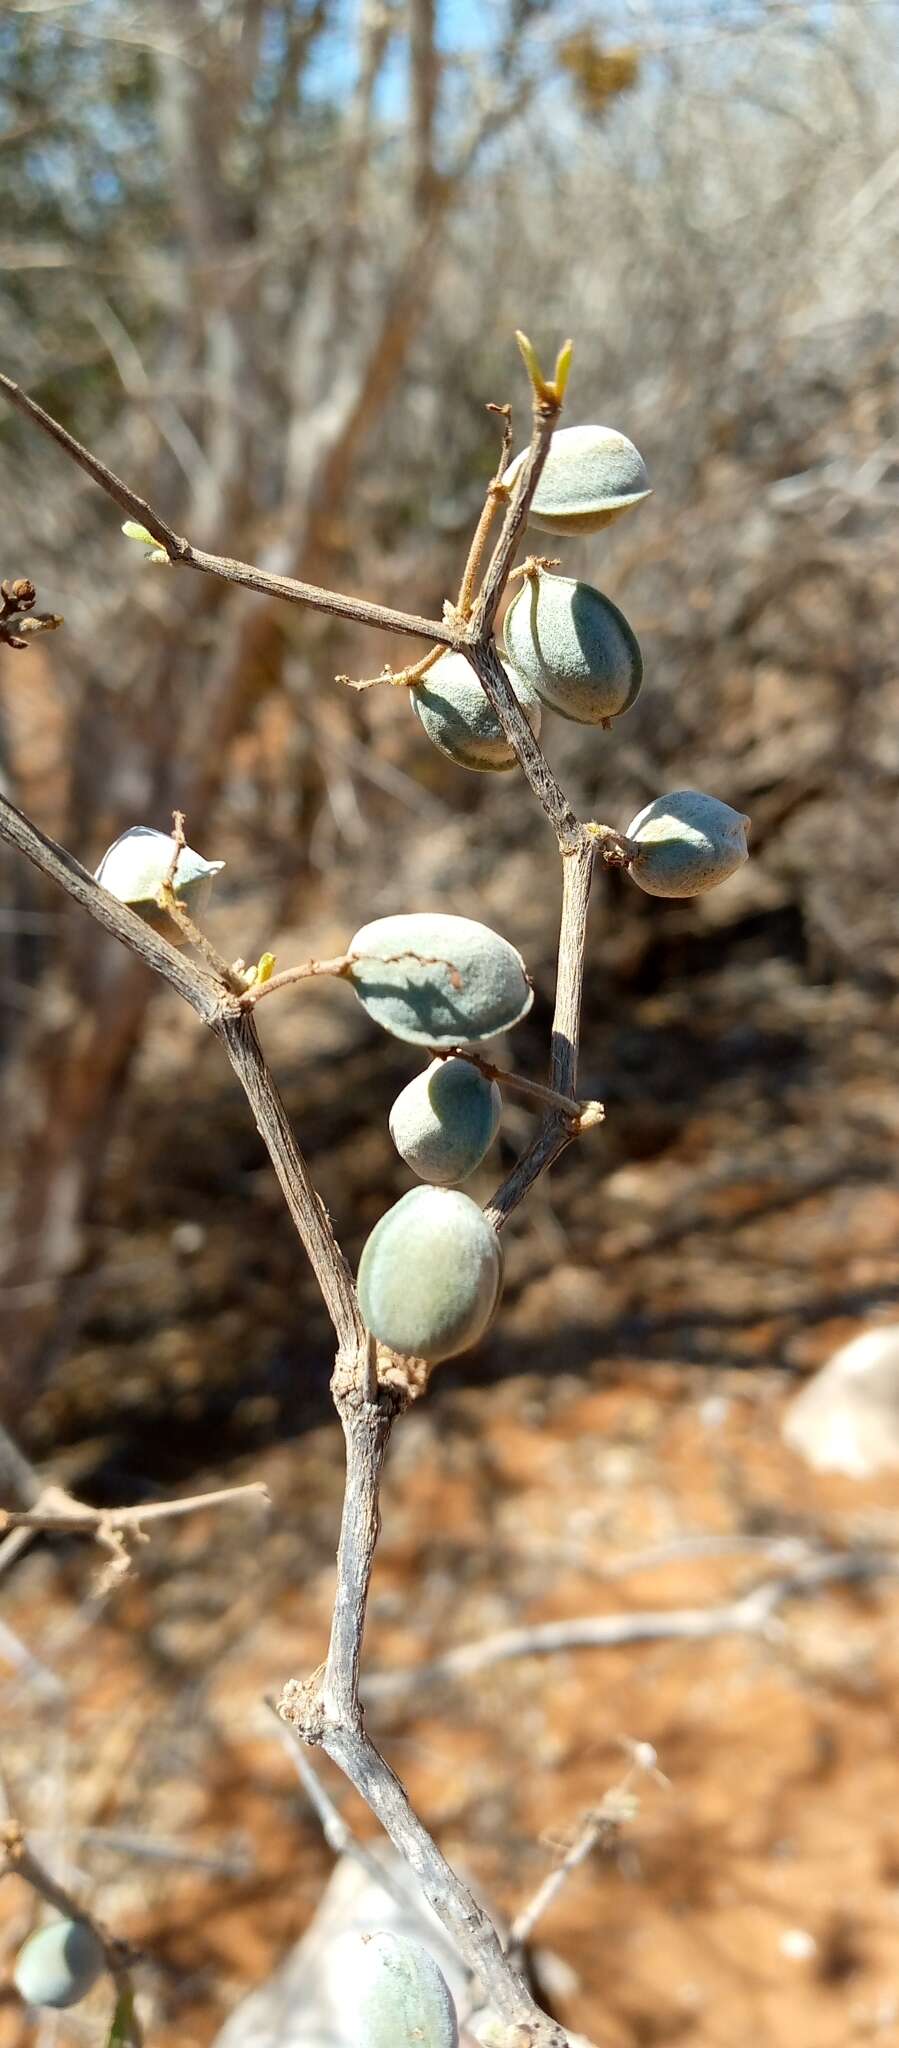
[0,374,455,649]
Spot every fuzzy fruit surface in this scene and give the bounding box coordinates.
[335,1929,459,2048]
[389,1057,502,1184]
[626,789,750,897]
[503,422,650,535]
[14,1920,106,2010]
[349,911,532,1046]
[411,651,541,772]
[95,826,224,939]
[358,1186,502,1362]
[503,570,642,724]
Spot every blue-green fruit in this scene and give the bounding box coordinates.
[411,651,541,772]
[502,422,650,535]
[358,1186,502,1361]
[625,789,751,897]
[95,826,224,939]
[14,1920,106,2009]
[389,1058,502,1184]
[503,569,642,725]
[335,1929,459,2048]
[349,912,532,1046]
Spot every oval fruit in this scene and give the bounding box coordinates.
[14,1920,106,2010]
[502,422,650,535]
[335,1929,459,2048]
[503,569,642,725]
[349,911,532,1046]
[625,789,750,898]
[389,1058,502,1184]
[411,651,541,772]
[358,1186,502,1362]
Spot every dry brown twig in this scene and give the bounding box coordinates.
[506,1740,666,1966]
[362,1548,899,1701]
[0,332,626,2046]
[427,1045,606,1131]
[0,1483,270,1592]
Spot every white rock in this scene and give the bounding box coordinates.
[782,1325,899,1476]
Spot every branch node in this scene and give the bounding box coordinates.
[586,820,637,868]
[571,1099,606,1135]
[278,1667,327,1742]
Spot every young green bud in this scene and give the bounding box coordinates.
[14,1920,106,2010]
[94,826,224,939]
[358,1186,502,1362]
[625,790,750,898]
[349,911,532,1046]
[411,651,541,773]
[503,568,642,725]
[334,1930,459,2048]
[502,423,650,535]
[389,1058,502,1184]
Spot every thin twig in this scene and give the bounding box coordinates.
[158,809,246,993]
[337,645,444,693]
[0,1480,270,1595]
[467,344,570,640]
[485,837,597,1231]
[0,1483,270,1537]
[239,943,469,1010]
[429,1045,604,1127]
[264,1698,441,1932]
[507,1752,658,1958]
[362,1549,899,1700]
[0,373,457,649]
[218,1012,368,1370]
[455,402,515,619]
[238,951,355,1008]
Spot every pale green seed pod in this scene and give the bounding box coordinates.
[358,1186,502,1362]
[502,422,650,535]
[411,651,541,773]
[95,826,224,939]
[625,789,750,898]
[503,569,642,725]
[334,1930,459,2048]
[14,1920,106,2010]
[349,911,532,1047]
[389,1058,502,1184]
